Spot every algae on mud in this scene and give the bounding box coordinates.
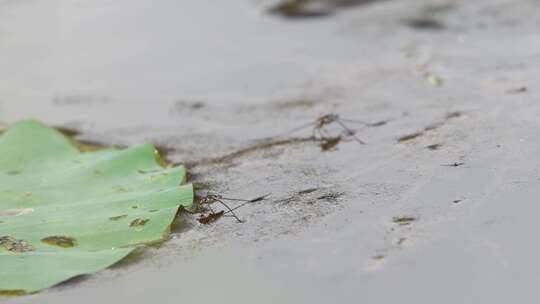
[0,121,193,294]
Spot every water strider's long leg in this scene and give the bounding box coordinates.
[273,122,315,139]
[335,120,366,144]
[340,118,368,125]
[215,199,244,223]
[222,194,271,216]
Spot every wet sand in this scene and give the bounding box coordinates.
[2,0,540,303]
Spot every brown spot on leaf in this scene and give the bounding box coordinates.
[109,214,128,221]
[41,236,77,248]
[0,236,34,252]
[130,218,149,228]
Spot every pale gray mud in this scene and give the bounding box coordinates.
[2,0,540,303]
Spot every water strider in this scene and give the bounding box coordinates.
[197,194,270,224]
[277,113,386,146]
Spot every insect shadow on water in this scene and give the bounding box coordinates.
[275,113,386,149]
[197,194,270,224]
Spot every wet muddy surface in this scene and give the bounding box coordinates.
[2,0,540,303]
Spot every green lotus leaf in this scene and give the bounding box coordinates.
[0,121,193,293]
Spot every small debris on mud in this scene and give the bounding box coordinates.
[445,111,464,119]
[442,162,465,167]
[41,236,77,248]
[453,199,463,204]
[268,0,330,18]
[367,121,387,127]
[398,111,464,143]
[507,87,527,94]
[247,194,271,203]
[405,17,446,30]
[372,254,385,260]
[297,188,319,195]
[272,98,320,110]
[425,73,443,86]
[427,143,443,150]
[172,100,206,112]
[268,0,388,19]
[398,132,423,143]
[317,192,344,202]
[392,216,417,226]
[320,137,342,151]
